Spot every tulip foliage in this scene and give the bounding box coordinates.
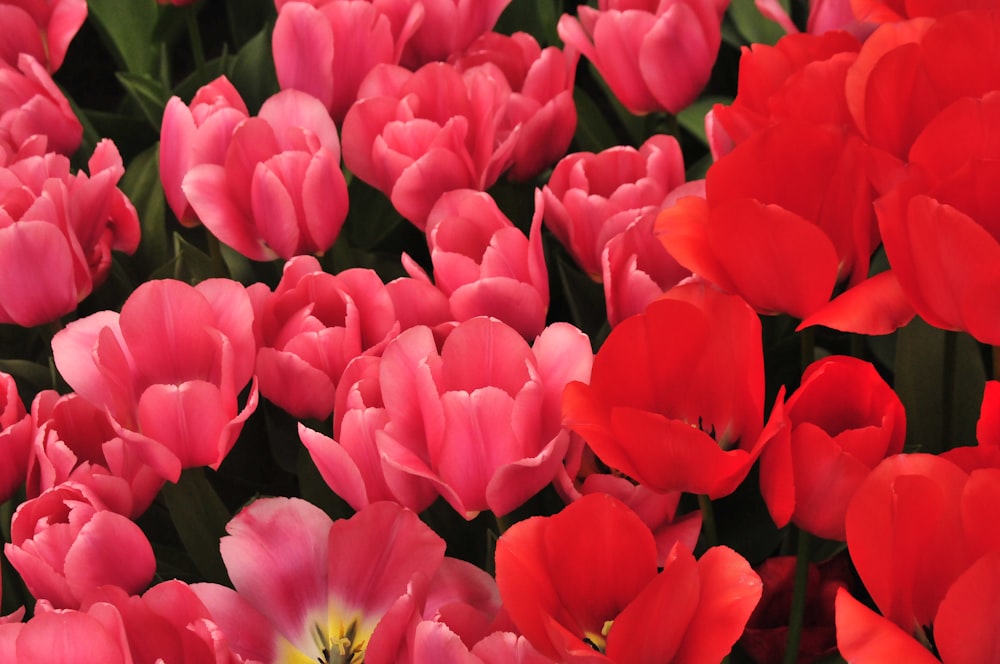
[1,0,999,662]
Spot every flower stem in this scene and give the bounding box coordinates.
[185,7,207,81]
[782,527,812,664]
[698,494,718,549]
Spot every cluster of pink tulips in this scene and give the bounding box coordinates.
[1,0,1000,661]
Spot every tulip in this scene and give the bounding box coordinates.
[26,390,165,518]
[249,255,403,420]
[341,61,519,229]
[0,53,81,157]
[0,370,31,503]
[0,0,87,72]
[403,189,548,339]
[272,0,422,125]
[182,88,349,260]
[4,482,155,609]
[0,139,139,327]
[375,317,593,518]
[451,31,578,181]
[159,76,249,226]
[51,278,258,482]
[563,282,785,499]
[495,493,762,662]
[543,134,687,278]
[193,497,448,663]
[759,356,906,540]
[558,0,729,115]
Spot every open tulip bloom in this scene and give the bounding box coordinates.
[5,2,1000,662]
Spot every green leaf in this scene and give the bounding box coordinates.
[120,145,169,274]
[170,232,216,284]
[677,95,731,146]
[894,318,986,454]
[116,72,170,129]
[343,179,405,251]
[572,86,621,153]
[225,0,276,48]
[726,0,788,46]
[0,360,52,392]
[87,0,160,74]
[161,468,232,585]
[227,25,279,114]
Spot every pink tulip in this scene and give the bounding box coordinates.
[403,189,548,339]
[0,0,87,71]
[4,482,155,609]
[451,31,578,181]
[299,355,440,512]
[375,316,593,518]
[600,185,699,327]
[0,54,82,156]
[0,139,139,327]
[342,61,519,229]
[248,255,403,420]
[0,608,130,663]
[542,133,687,278]
[51,278,259,482]
[371,0,512,68]
[160,76,250,226]
[193,497,448,663]
[273,0,422,125]
[182,88,349,260]
[0,371,31,503]
[558,0,729,115]
[26,390,165,518]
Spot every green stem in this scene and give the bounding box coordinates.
[782,527,812,664]
[205,228,227,278]
[698,494,718,549]
[186,7,207,81]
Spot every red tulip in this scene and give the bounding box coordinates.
[182,88,348,260]
[4,482,155,609]
[563,283,784,499]
[543,134,687,278]
[159,76,249,226]
[495,493,762,662]
[342,61,518,229]
[850,0,997,23]
[403,189,548,339]
[759,355,906,540]
[51,279,258,482]
[558,0,729,115]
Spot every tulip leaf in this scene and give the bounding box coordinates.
[227,25,279,114]
[161,468,232,585]
[573,86,621,153]
[225,0,276,49]
[894,318,985,454]
[170,232,219,284]
[677,95,731,147]
[552,247,607,345]
[87,0,160,75]
[726,0,788,46]
[343,179,405,251]
[116,73,171,130]
[0,360,52,393]
[120,144,169,272]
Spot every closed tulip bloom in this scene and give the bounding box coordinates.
[0,0,87,72]
[26,390,165,519]
[543,134,687,278]
[4,482,155,609]
[496,493,762,662]
[376,316,593,518]
[563,282,785,499]
[0,54,81,157]
[0,370,32,503]
[558,0,729,115]
[451,31,578,181]
[183,89,349,261]
[51,279,258,482]
[759,355,905,540]
[159,76,249,226]
[342,61,519,229]
[273,0,422,125]
[404,189,548,339]
[0,139,139,327]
